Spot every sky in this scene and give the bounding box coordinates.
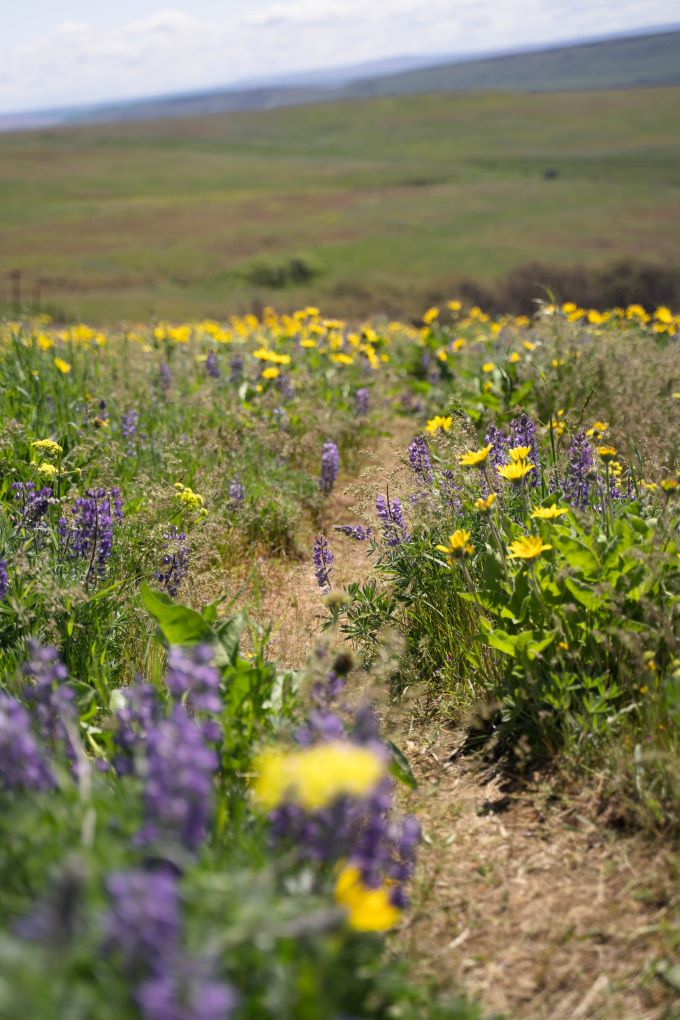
[1,0,678,113]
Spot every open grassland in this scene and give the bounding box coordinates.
[1,86,679,322]
[0,299,678,1018]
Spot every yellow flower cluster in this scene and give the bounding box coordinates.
[173,483,206,514]
[31,438,63,457]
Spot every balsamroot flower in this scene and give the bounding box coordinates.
[320,440,340,494]
[507,535,553,560]
[459,444,492,468]
[334,864,400,932]
[475,493,497,513]
[425,415,453,435]
[531,505,569,520]
[436,529,474,562]
[497,460,535,484]
[509,413,540,487]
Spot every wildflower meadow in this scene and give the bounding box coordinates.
[0,299,678,1018]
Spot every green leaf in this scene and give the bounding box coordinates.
[386,740,418,789]
[214,615,245,667]
[557,537,600,576]
[563,576,604,611]
[140,583,213,645]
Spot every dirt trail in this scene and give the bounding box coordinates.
[239,424,680,1020]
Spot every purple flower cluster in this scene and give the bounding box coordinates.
[0,693,54,792]
[156,526,189,597]
[484,425,510,470]
[355,388,370,416]
[12,481,52,530]
[59,488,123,577]
[228,476,245,509]
[165,645,222,736]
[204,350,220,379]
[0,559,8,600]
[105,869,234,1020]
[407,435,433,484]
[320,440,340,495]
[112,682,160,775]
[313,534,334,592]
[334,524,372,541]
[138,705,218,852]
[376,494,408,546]
[121,408,139,440]
[276,373,295,401]
[21,640,76,760]
[269,671,420,908]
[229,355,244,383]
[438,470,463,512]
[563,430,595,509]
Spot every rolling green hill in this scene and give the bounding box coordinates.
[1,85,679,322]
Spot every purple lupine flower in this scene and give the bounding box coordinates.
[355,388,370,416]
[121,408,139,440]
[112,682,160,775]
[510,413,540,487]
[408,435,433,484]
[484,425,510,469]
[165,645,222,719]
[104,869,181,975]
[376,494,408,546]
[399,392,423,415]
[12,482,52,529]
[563,430,595,510]
[158,362,172,391]
[334,524,373,541]
[229,355,244,383]
[205,350,220,379]
[0,693,54,791]
[138,705,218,852]
[275,373,294,401]
[21,640,76,759]
[228,476,245,509]
[137,965,235,1020]
[156,527,189,597]
[59,488,119,577]
[438,470,463,512]
[0,559,8,600]
[313,534,333,592]
[320,440,340,495]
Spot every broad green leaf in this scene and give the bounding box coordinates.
[140,583,213,645]
[387,740,418,789]
[563,576,604,611]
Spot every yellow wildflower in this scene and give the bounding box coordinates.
[37,463,57,479]
[497,461,535,483]
[261,366,280,380]
[586,421,608,438]
[596,446,617,463]
[509,445,532,463]
[459,444,492,467]
[508,352,521,363]
[174,484,205,513]
[425,415,453,435]
[507,535,553,560]
[330,353,354,365]
[531,505,569,520]
[436,530,474,561]
[335,864,400,932]
[661,478,678,493]
[447,300,462,313]
[423,307,439,325]
[481,362,495,373]
[452,338,466,352]
[251,742,385,812]
[523,340,537,351]
[474,493,497,512]
[53,357,71,374]
[31,439,63,457]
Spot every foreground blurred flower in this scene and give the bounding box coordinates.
[507,535,553,560]
[0,693,54,791]
[459,444,491,467]
[334,864,400,932]
[53,357,71,374]
[436,529,474,561]
[252,741,386,811]
[531,505,569,520]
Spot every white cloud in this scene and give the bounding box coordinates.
[1,0,678,113]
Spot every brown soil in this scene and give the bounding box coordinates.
[227,423,680,1020]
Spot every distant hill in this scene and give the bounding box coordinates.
[2,27,679,132]
[346,28,680,97]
